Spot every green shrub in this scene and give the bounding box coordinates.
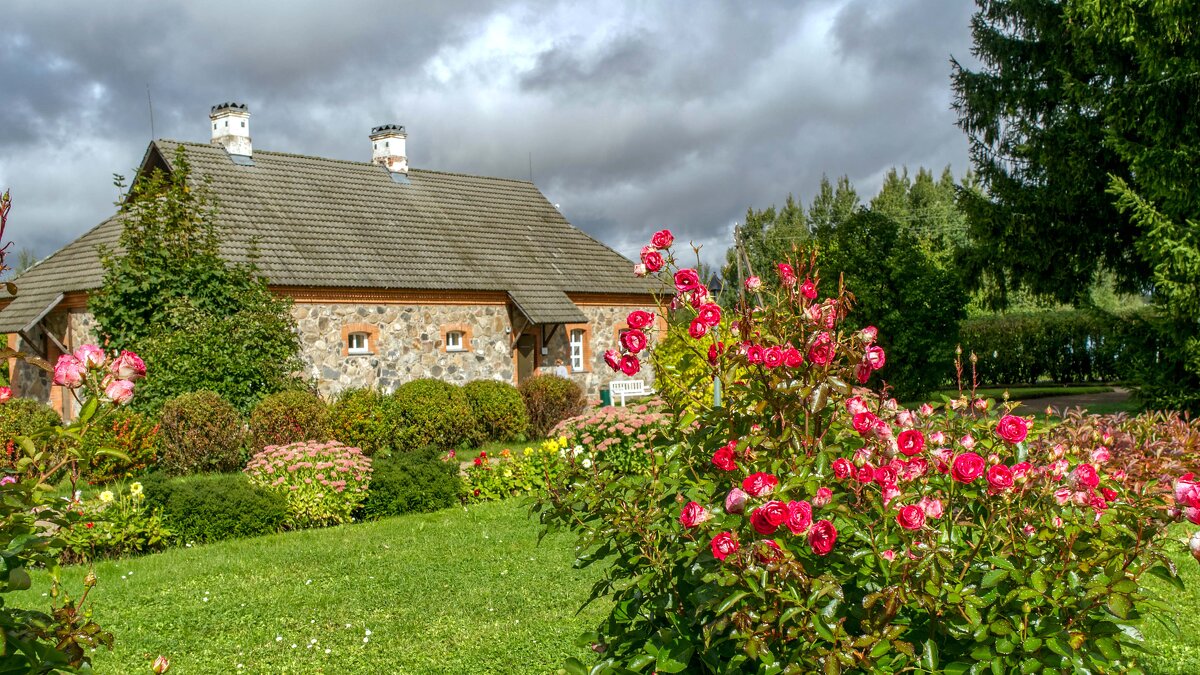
[249,389,329,451]
[79,408,160,484]
[518,375,585,438]
[327,388,393,455]
[463,438,571,502]
[463,380,528,443]
[141,472,287,544]
[60,482,170,563]
[245,440,372,528]
[0,397,62,472]
[390,379,476,451]
[359,447,462,519]
[158,391,246,476]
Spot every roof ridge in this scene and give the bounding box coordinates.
[155,139,537,186]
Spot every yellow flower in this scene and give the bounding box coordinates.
[99,490,114,504]
[130,482,144,497]
[523,448,533,457]
[503,469,513,478]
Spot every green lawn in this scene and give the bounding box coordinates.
[15,500,1200,673]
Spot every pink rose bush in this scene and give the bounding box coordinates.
[245,440,372,528]
[537,230,1194,673]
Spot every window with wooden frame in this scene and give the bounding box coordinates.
[347,332,370,355]
[441,323,473,353]
[341,323,379,356]
[566,323,591,372]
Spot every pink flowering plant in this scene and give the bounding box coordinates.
[538,229,1192,673]
[550,404,672,475]
[244,440,372,528]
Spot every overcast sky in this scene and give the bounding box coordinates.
[0,0,977,270]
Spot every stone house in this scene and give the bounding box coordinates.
[0,103,659,418]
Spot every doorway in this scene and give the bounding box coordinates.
[515,333,537,384]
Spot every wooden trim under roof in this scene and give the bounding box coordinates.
[567,292,657,307]
[271,286,509,306]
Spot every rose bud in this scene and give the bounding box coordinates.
[812,487,832,508]
[725,488,748,514]
[745,275,763,292]
[880,549,896,562]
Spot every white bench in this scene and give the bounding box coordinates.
[609,379,655,406]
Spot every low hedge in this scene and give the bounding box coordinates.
[141,472,288,544]
[359,446,463,519]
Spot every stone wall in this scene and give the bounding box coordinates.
[542,302,660,401]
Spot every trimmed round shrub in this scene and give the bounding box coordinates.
[245,440,372,528]
[158,390,246,476]
[390,379,477,451]
[359,446,463,519]
[80,408,160,484]
[518,374,585,438]
[463,380,529,443]
[249,389,329,451]
[327,388,393,456]
[0,397,62,471]
[141,472,287,544]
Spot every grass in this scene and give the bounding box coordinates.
[926,385,1114,402]
[16,500,607,674]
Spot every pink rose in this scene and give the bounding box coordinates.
[897,429,925,457]
[745,344,764,364]
[1175,473,1200,506]
[951,452,985,483]
[986,464,1014,493]
[697,303,722,327]
[679,501,710,528]
[711,443,737,471]
[620,329,648,353]
[918,403,934,416]
[929,431,945,445]
[855,360,872,384]
[873,465,898,488]
[0,387,10,404]
[626,310,654,330]
[1054,488,1072,506]
[832,458,853,479]
[918,496,943,519]
[762,346,783,369]
[881,549,896,562]
[687,318,709,340]
[859,326,878,344]
[896,504,926,531]
[959,435,976,450]
[864,346,886,371]
[110,350,146,381]
[53,354,87,388]
[807,332,835,367]
[895,410,915,428]
[751,500,787,535]
[745,275,763,292]
[74,344,106,369]
[882,485,901,506]
[996,415,1030,444]
[777,263,796,285]
[808,519,837,556]
[812,487,832,508]
[105,379,135,405]
[782,346,803,368]
[633,263,648,277]
[742,472,779,497]
[903,457,929,480]
[0,475,16,486]
[711,532,739,561]
[619,355,640,376]
[642,250,664,272]
[855,464,875,484]
[799,278,817,299]
[650,229,674,249]
[724,488,748,514]
[604,349,621,371]
[785,500,813,535]
[1091,447,1110,464]
[1073,463,1100,490]
[674,268,701,293]
[845,396,869,416]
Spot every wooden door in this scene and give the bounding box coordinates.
[516,333,537,384]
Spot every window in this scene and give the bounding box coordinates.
[570,329,586,372]
[446,331,465,352]
[347,332,370,355]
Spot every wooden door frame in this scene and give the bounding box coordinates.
[512,329,542,385]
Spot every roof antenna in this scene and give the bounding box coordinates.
[528,152,533,183]
[146,84,156,140]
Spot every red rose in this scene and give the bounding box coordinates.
[674,268,701,293]
[807,332,835,366]
[742,472,778,497]
[800,278,817,299]
[619,355,640,376]
[896,504,925,530]
[832,458,853,479]
[711,532,739,561]
[951,452,986,483]
[1073,463,1100,489]
[873,465,898,488]
[679,501,710,528]
[650,229,674,249]
[808,519,837,556]
[852,411,878,435]
[777,263,797,285]
[711,443,737,471]
[697,303,722,327]
[785,500,813,535]
[782,346,803,368]
[996,415,1029,444]
[707,342,724,365]
[745,344,764,364]
[642,250,665,272]
[1101,487,1118,502]
[626,310,654,329]
[604,349,621,371]
[855,360,872,384]
[751,500,787,535]
[897,429,925,457]
[986,464,1014,493]
[687,318,709,339]
[855,464,874,484]
[620,328,647,353]
[763,346,783,369]
[864,346,886,371]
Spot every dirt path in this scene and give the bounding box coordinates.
[1013,387,1131,415]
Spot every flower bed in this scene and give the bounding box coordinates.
[550,404,671,475]
[463,438,571,502]
[245,441,372,528]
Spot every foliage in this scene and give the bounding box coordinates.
[518,375,586,439]
[537,230,1191,673]
[249,389,329,451]
[390,379,477,451]
[327,387,393,456]
[815,209,969,399]
[1089,411,1200,489]
[960,309,1159,386]
[140,472,288,544]
[245,441,372,528]
[550,404,671,476]
[0,397,62,472]
[359,446,463,519]
[463,438,571,502]
[60,482,170,564]
[89,145,303,414]
[78,408,160,484]
[463,379,529,444]
[158,390,246,476]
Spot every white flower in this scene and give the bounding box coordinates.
[364,629,372,636]
[582,458,593,469]
[99,490,114,504]
[130,482,143,497]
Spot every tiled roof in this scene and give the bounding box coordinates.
[0,140,652,332]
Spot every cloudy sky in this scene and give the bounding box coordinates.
[1,0,977,270]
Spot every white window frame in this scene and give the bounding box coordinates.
[347,332,370,355]
[570,329,586,372]
[446,330,465,352]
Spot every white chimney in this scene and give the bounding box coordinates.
[370,124,407,174]
[210,102,252,156]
